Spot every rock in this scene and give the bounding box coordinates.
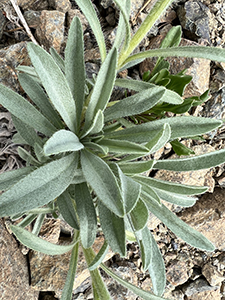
[202,263,224,286]
[201,87,225,120]
[140,37,210,97]
[180,188,225,250]
[24,10,42,28]
[166,259,190,286]
[182,278,220,300]
[154,144,216,193]
[18,0,49,10]
[177,0,211,41]
[67,9,89,32]
[0,219,39,299]
[0,42,31,92]
[35,10,65,53]
[48,0,71,13]
[163,289,185,300]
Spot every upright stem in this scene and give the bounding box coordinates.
[82,246,111,300]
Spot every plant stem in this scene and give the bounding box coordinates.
[82,246,112,300]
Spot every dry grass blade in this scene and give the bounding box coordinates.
[9,0,38,45]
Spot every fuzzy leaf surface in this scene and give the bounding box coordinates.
[118,160,154,175]
[43,130,84,156]
[88,240,109,271]
[99,202,126,257]
[154,148,225,171]
[129,198,149,231]
[81,149,124,216]
[104,87,165,122]
[74,182,97,248]
[0,83,56,136]
[0,167,34,191]
[10,225,78,255]
[0,154,76,217]
[27,43,76,132]
[65,17,85,129]
[105,116,222,143]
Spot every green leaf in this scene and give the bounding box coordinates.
[113,0,130,49]
[160,25,182,49]
[82,247,111,300]
[144,199,215,251]
[140,185,161,206]
[105,116,222,143]
[153,188,197,207]
[18,73,63,129]
[146,123,171,154]
[65,17,85,129]
[113,0,131,50]
[123,45,225,67]
[50,47,65,73]
[74,182,97,248]
[171,139,195,156]
[32,213,45,235]
[154,148,225,171]
[88,240,109,271]
[101,263,170,300]
[104,87,165,122]
[148,232,166,296]
[136,226,152,271]
[17,214,38,228]
[27,43,76,132]
[17,146,40,166]
[12,115,42,147]
[0,166,34,191]
[118,160,154,175]
[80,109,104,139]
[57,190,79,230]
[10,225,78,255]
[133,175,208,195]
[61,237,79,300]
[111,164,141,214]
[0,154,76,217]
[118,0,174,66]
[98,138,149,155]
[129,198,149,231]
[43,129,84,156]
[83,141,108,155]
[81,149,124,217]
[0,83,57,136]
[75,0,106,61]
[84,48,117,129]
[115,78,183,104]
[34,143,48,163]
[98,202,126,257]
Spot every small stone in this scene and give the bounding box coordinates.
[182,278,219,297]
[177,0,211,41]
[180,188,225,250]
[0,219,39,299]
[24,10,42,28]
[35,10,65,53]
[0,9,6,40]
[166,259,190,286]
[48,0,71,13]
[202,263,224,286]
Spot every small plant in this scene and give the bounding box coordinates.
[1,0,225,299]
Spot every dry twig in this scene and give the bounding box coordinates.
[9,0,38,45]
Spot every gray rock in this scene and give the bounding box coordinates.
[0,9,6,40]
[202,263,224,286]
[18,0,49,10]
[177,0,211,41]
[48,0,71,13]
[182,278,219,296]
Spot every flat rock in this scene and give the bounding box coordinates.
[179,188,225,250]
[0,219,39,300]
[35,10,65,52]
[140,37,210,97]
[182,278,220,300]
[202,262,224,286]
[166,259,190,286]
[18,0,49,10]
